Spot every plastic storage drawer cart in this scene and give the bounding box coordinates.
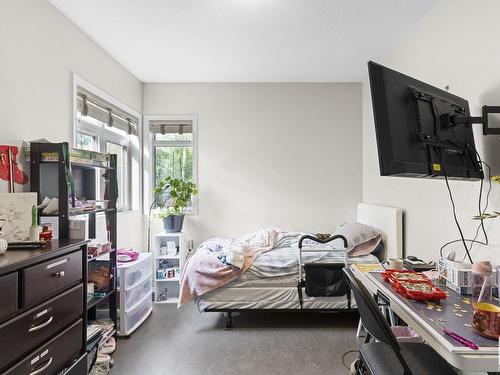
[117,252,153,337]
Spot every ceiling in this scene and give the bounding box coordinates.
[48,0,436,82]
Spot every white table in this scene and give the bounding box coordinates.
[351,266,499,373]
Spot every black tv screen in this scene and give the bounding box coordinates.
[368,61,483,180]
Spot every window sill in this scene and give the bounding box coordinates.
[117,209,142,216]
[148,208,198,216]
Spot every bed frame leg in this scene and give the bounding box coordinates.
[225,311,233,329]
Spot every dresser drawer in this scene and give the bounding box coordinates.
[60,354,87,375]
[4,319,83,375]
[0,284,83,369]
[0,272,18,322]
[23,251,82,308]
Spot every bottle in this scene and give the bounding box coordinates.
[471,261,493,305]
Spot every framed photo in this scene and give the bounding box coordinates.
[0,192,37,241]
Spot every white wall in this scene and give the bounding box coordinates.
[0,0,144,250]
[144,83,362,246]
[363,0,500,265]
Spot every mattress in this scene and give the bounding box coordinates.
[196,286,357,311]
[197,255,375,311]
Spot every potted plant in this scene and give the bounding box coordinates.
[154,176,198,233]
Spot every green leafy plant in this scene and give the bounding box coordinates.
[472,212,500,220]
[153,176,198,218]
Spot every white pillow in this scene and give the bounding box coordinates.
[334,222,383,257]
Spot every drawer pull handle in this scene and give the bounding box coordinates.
[47,258,68,270]
[55,271,65,278]
[29,357,53,375]
[28,316,53,332]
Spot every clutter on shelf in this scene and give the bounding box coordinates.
[117,248,139,263]
[37,195,112,216]
[37,196,59,214]
[23,139,111,168]
[157,287,169,302]
[88,260,113,293]
[88,240,112,259]
[156,258,181,280]
[39,222,53,241]
[87,319,116,375]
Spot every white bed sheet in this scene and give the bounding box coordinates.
[231,252,379,288]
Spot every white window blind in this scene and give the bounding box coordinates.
[77,88,138,135]
[149,120,193,135]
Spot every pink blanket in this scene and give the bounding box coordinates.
[179,228,282,306]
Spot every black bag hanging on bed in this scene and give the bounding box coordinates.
[303,263,348,297]
[297,234,351,308]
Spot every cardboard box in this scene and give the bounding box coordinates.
[438,258,472,288]
[69,217,89,240]
[438,258,498,295]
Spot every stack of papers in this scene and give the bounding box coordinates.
[352,263,384,273]
[87,324,102,342]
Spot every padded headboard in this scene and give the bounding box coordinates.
[357,203,404,259]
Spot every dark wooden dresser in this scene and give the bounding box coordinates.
[0,240,88,375]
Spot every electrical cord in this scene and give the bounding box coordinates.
[433,147,473,263]
[473,154,492,243]
[341,349,360,370]
[460,159,492,261]
[439,159,492,258]
[449,130,490,244]
[439,238,487,258]
[438,152,492,260]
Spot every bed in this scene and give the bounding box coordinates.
[189,203,403,327]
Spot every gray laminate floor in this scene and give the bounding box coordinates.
[112,303,360,375]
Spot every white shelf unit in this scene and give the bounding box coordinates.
[153,232,186,304]
[117,252,153,336]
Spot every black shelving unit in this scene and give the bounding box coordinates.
[30,142,118,343]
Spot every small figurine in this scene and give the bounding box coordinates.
[29,205,42,241]
[158,288,168,302]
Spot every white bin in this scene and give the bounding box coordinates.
[117,252,153,336]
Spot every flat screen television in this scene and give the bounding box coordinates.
[368,61,483,180]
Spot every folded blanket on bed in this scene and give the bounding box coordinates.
[178,228,282,306]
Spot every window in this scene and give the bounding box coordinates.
[105,141,128,210]
[75,131,96,151]
[74,86,139,211]
[154,135,193,182]
[149,117,197,212]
